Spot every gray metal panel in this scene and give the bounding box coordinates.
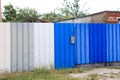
[23,23,29,71]
[11,23,34,72]
[17,23,23,72]
[28,23,34,70]
[11,23,17,72]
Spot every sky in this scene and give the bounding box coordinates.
[1,0,120,14]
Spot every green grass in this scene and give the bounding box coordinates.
[86,74,98,80]
[0,68,92,80]
[1,66,120,80]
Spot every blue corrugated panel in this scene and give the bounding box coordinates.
[97,24,102,63]
[89,24,107,64]
[75,23,89,64]
[54,23,75,69]
[69,24,75,67]
[106,24,120,62]
[116,24,120,62]
[102,24,107,63]
[89,24,94,63]
[54,23,60,69]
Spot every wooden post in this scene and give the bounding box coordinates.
[0,0,2,22]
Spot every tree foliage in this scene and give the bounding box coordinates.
[2,0,88,22]
[16,8,41,22]
[59,0,88,18]
[3,4,17,22]
[41,12,60,22]
[41,0,89,22]
[3,4,41,22]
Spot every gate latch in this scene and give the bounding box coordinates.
[71,36,75,44]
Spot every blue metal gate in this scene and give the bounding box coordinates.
[54,23,120,69]
[54,23,75,69]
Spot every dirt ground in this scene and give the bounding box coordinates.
[68,68,120,80]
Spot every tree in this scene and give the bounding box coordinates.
[59,0,88,18]
[3,3,17,22]
[2,1,89,22]
[41,0,89,22]
[16,8,41,22]
[41,10,64,22]
[3,4,41,22]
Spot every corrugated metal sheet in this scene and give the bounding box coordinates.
[34,23,54,69]
[106,24,120,62]
[0,23,11,73]
[11,23,54,72]
[89,24,107,63]
[75,23,107,65]
[54,23,75,69]
[11,23,34,72]
[75,24,89,64]
[55,23,109,68]
[2,23,120,72]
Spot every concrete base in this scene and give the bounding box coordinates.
[106,62,120,66]
[76,62,120,68]
[76,63,105,68]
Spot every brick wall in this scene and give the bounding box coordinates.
[106,12,120,23]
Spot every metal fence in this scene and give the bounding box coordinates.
[54,23,120,69]
[1,23,120,72]
[0,23,54,73]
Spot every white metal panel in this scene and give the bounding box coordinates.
[39,24,45,68]
[4,23,11,72]
[11,23,34,72]
[34,23,40,68]
[0,23,11,73]
[34,23,54,69]
[17,23,23,72]
[11,23,17,72]
[0,24,5,72]
[28,23,34,70]
[46,23,54,69]
[23,23,29,71]
[45,23,51,68]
